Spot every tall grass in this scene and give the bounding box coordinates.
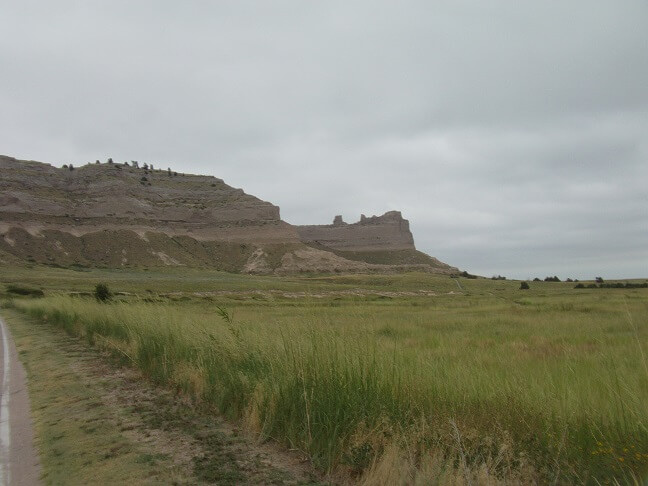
[12,293,648,484]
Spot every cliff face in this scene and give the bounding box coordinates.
[0,155,457,274]
[0,155,297,244]
[296,211,415,252]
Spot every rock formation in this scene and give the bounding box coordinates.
[0,155,457,274]
[297,211,415,252]
[296,212,454,270]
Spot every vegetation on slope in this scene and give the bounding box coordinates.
[317,246,451,268]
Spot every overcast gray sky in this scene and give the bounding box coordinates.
[1,1,647,279]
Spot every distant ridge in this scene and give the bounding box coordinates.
[0,155,457,274]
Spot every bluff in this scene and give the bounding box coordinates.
[0,155,457,274]
[297,213,453,269]
[297,211,415,251]
[0,155,295,243]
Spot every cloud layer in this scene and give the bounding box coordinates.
[1,1,646,279]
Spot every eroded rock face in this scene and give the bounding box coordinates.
[0,155,299,244]
[296,211,416,252]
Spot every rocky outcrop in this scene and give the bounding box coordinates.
[0,155,457,274]
[296,211,415,251]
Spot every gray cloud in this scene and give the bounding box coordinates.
[1,0,647,279]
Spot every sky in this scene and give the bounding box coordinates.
[1,1,646,280]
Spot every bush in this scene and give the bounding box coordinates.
[6,284,44,297]
[519,281,530,290]
[597,282,648,289]
[460,271,478,279]
[94,283,112,302]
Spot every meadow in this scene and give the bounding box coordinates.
[2,265,647,484]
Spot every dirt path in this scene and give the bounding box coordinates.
[0,317,41,486]
[67,351,324,485]
[3,311,328,485]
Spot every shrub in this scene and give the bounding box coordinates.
[597,282,648,289]
[574,283,585,289]
[94,283,112,302]
[6,284,44,297]
[519,281,530,290]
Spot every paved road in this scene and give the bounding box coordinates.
[0,317,41,486]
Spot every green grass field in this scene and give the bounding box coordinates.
[2,265,647,484]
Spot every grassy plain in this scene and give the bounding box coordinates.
[1,265,647,484]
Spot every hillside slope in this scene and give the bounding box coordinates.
[0,155,457,274]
